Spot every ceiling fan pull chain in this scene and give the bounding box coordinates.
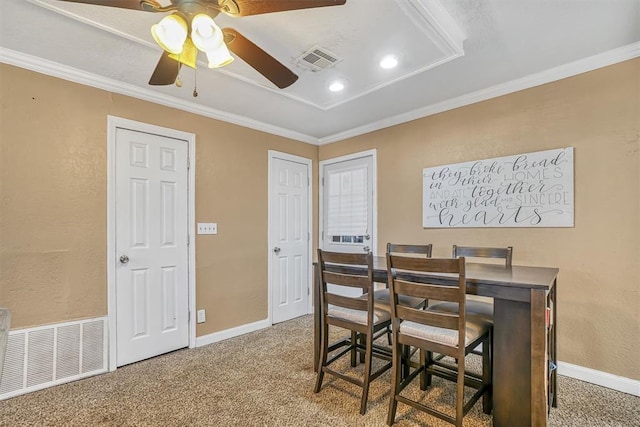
[193,67,198,97]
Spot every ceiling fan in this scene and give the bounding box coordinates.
[56,0,347,89]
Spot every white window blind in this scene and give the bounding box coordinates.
[326,166,368,236]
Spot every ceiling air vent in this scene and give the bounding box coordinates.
[295,46,342,72]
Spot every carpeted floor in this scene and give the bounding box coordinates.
[1,315,638,426]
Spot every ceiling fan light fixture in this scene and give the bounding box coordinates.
[190,13,234,68]
[151,13,188,55]
[190,14,221,49]
[169,38,198,69]
[204,45,234,68]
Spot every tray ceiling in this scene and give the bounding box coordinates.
[0,0,638,144]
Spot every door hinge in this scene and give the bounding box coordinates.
[322,177,324,186]
[307,287,310,296]
[187,157,191,170]
[187,234,190,246]
[308,231,310,242]
[188,311,191,322]
[307,176,310,186]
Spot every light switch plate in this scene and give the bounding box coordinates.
[197,223,217,235]
[196,309,206,323]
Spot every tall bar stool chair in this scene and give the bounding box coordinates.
[429,246,512,358]
[386,255,492,426]
[314,250,393,415]
[432,245,513,323]
[374,243,432,308]
[370,243,432,375]
[373,244,432,344]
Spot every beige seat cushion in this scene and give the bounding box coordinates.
[327,303,390,326]
[399,314,491,347]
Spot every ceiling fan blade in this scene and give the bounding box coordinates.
[221,0,346,17]
[149,52,181,86]
[55,0,162,12]
[223,28,298,89]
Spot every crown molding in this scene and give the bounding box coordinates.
[2,42,639,147]
[0,47,318,145]
[318,41,640,145]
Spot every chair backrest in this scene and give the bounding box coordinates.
[317,249,374,325]
[452,245,513,267]
[387,243,432,257]
[387,254,466,356]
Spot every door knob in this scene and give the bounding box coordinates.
[273,247,281,254]
[363,246,370,253]
[119,255,130,264]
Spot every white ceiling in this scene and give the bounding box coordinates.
[1,0,639,144]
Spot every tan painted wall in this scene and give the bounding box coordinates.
[0,64,318,338]
[1,58,638,380]
[319,58,640,380]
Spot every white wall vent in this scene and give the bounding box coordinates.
[295,46,342,72]
[0,317,107,400]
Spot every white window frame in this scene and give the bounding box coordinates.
[319,149,377,255]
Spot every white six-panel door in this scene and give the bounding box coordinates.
[270,155,310,324]
[115,128,189,366]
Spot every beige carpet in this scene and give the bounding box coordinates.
[1,315,638,426]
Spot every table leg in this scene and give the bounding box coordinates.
[550,280,558,408]
[493,298,532,427]
[531,289,548,427]
[493,291,550,427]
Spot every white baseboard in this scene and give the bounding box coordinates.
[195,318,271,348]
[558,361,640,397]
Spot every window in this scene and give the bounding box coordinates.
[326,166,368,245]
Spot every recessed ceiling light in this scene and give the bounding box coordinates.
[380,55,398,69]
[329,81,345,92]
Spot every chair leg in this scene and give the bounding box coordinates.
[351,331,358,367]
[419,349,428,390]
[422,350,432,389]
[359,332,366,363]
[314,321,329,393]
[456,356,465,427]
[387,338,402,425]
[482,330,493,414]
[360,331,373,415]
[402,344,410,379]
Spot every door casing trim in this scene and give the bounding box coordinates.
[267,150,314,320]
[106,115,196,371]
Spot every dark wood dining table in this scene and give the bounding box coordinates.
[313,257,558,427]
